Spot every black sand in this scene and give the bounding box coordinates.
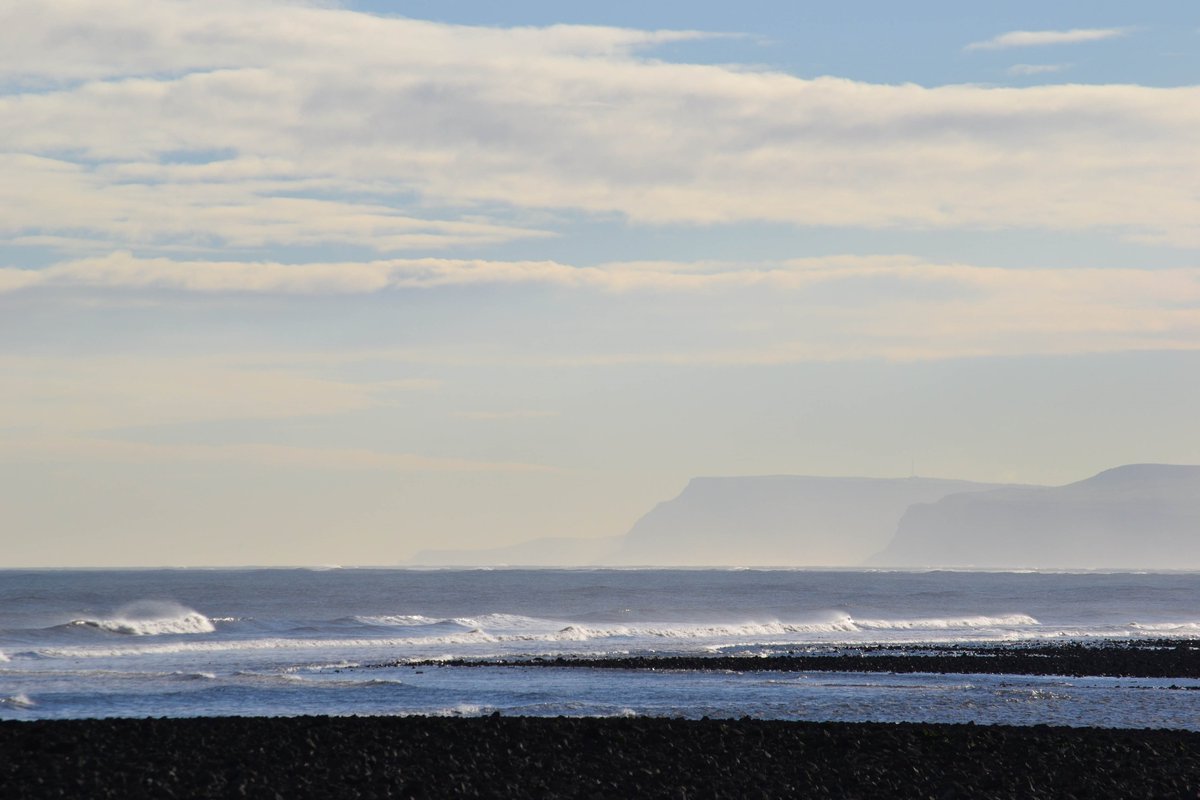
[415,639,1200,679]
[4,715,1200,799]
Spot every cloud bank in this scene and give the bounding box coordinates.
[2,2,1197,256]
[4,253,1196,363]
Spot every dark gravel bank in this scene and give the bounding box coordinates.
[420,639,1200,678]
[4,715,1200,799]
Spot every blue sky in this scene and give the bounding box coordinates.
[358,0,1197,86]
[1,1,1198,565]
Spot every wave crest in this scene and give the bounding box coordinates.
[352,615,443,627]
[1129,621,1200,632]
[523,615,1040,643]
[70,601,215,636]
[0,693,35,709]
[855,614,1040,630]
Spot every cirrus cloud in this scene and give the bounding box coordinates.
[1006,63,1069,77]
[966,28,1129,51]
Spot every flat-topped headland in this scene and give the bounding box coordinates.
[5,715,1200,799]
[400,639,1200,679]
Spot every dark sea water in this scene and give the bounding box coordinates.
[2,569,1199,727]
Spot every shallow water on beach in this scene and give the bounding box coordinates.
[3,568,1200,725]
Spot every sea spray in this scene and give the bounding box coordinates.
[0,693,35,709]
[70,600,216,636]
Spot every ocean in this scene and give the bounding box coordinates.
[3,569,1199,727]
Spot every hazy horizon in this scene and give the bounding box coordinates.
[3,1,1199,567]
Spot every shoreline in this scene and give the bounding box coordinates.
[396,638,1200,679]
[5,715,1200,798]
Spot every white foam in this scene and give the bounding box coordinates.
[503,615,1038,643]
[537,620,860,642]
[437,703,484,716]
[72,601,215,636]
[353,615,443,627]
[36,612,1051,657]
[37,628,501,659]
[0,650,8,662]
[0,693,35,709]
[1129,621,1200,632]
[454,613,552,629]
[303,660,362,671]
[854,614,1040,630]
[353,613,553,630]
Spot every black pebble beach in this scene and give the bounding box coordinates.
[436,638,1200,679]
[4,715,1200,799]
[7,642,1200,798]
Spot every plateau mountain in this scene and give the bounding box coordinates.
[871,464,1200,569]
[610,475,1011,566]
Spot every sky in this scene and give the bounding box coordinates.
[2,0,1199,566]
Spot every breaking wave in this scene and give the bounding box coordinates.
[0,693,35,709]
[68,601,215,636]
[356,613,552,630]
[855,614,1040,630]
[516,614,1040,643]
[353,615,444,627]
[35,612,1052,658]
[1128,621,1200,632]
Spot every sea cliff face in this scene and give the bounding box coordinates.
[613,475,1007,566]
[870,464,1200,569]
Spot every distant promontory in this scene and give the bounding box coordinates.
[611,475,1009,567]
[407,464,1200,570]
[871,464,1200,569]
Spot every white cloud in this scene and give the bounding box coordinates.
[2,253,965,295]
[0,1,712,86]
[3,251,1198,474]
[8,252,1194,365]
[1006,63,1069,77]
[8,249,1200,306]
[0,269,42,292]
[0,3,1196,253]
[0,155,550,254]
[966,28,1128,51]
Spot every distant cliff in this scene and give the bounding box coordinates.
[612,475,1009,566]
[871,464,1200,569]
